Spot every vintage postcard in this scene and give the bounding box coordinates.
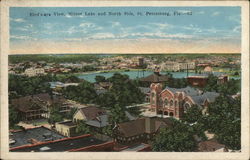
[0,0,249,160]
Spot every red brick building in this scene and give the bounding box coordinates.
[187,76,208,87]
[150,83,219,119]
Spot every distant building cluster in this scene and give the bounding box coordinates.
[160,61,196,71]
[8,55,240,77]
[24,67,45,77]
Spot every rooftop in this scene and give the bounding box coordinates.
[11,93,66,112]
[120,143,150,152]
[10,134,107,152]
[9,126,65,148]
[117,117,172,138]
[57,121,76,127]
[78,106,106,121]
[140,72,169,83]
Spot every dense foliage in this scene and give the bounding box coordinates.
[62,81,98,104]
[109,104,129,125]
[206,95,241,150]
[183,105,203,124]
[96,73,145,124]
[96,73,145,108]
[48,104,64,125]
[9,74,51,99]
[152,119,197,152]
[204,74,240,95]
[181,94,241,150]
[64,107,78,120]
[95,75,106,83]
[9,106,21,128]
[9,54,99,64]
[75,120,91,134]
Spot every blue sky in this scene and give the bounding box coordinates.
[10,7,241,53]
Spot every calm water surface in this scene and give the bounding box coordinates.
[77,71,229,83]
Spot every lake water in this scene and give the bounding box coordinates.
[77,71,227,83]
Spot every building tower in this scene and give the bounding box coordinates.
[150,83,162,112]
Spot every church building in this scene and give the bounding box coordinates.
[150,83,219,119]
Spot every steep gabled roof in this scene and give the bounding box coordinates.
[79,106,106,121]
[118,118,145,137]
[117,117,173,138]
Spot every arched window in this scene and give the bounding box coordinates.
[170,100,174,107]
[164,99,168,107]
[159,98,163,107]
[184,103,191,112]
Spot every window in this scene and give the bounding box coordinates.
[164,99,168,107]
[159,98,163,106]
[184,103,191,112]
[170,100,174,106]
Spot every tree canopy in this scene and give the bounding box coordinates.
[183,105,203,124]
[152,119,197,152]
[97,73,145,108]
[63,81,97,104]
[75,120,91,135]
[204,74,240,95]
[9,106,21,128]
[205,95,241,150]
[95,75,106,83]
[9,74,51,98]
[48,104,63,125]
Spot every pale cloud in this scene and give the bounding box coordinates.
[181,24,202,33]
[11,18,26,23]
[212,12,220,16]
[65,14,72,18]
[79,21,103,31]
[79,22,96,28]
[89,32,115,39]
[43,23,57,30]
[233,26,241,32]
[120,32,193,39]
[177,10,192,14]
[110,22,121,28]
[196,11,205,14]
[15,24,33,31]
[228,15,241,24]
[149,23,173,30]
[64,38,82,42]
[10,35,34,40]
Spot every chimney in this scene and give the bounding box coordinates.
[145,117,154,134]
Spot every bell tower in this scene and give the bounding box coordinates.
[150,83,162,112]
